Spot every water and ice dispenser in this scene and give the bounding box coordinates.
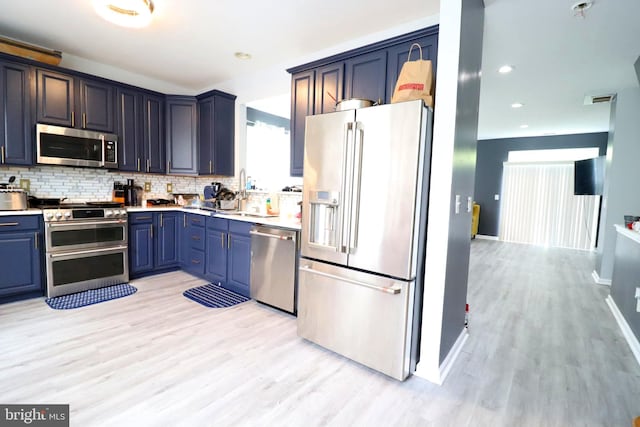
[308,191,340,250]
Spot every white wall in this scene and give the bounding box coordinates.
[595,88,640,281]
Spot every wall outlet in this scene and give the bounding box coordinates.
[636,287,640,312]
[455,194,461,214]
[166,183,173,193]
[144,182,151,192]
[494,194,500,201]
[19,179,30,191]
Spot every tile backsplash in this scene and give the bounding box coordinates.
[0,165,238,202]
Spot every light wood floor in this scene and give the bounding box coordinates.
[1,241,639,426]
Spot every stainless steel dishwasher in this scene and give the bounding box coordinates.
[250,225,299,314]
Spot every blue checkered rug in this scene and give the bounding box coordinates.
[45,284,137,310]
[183,284,249,308]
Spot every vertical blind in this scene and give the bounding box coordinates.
[499,161,600,250]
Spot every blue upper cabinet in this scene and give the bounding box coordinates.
[315,63,344,115]
[197,90,236,176]
[116,87,144,172]
[36,68,115,132]
[143,93,165,174]
[290,70,315,177]
[344,50,388,104]
[385,34,439,104]
[36,69,75,127]
[166,96,197,175]
[287,26,439,177]
[0,60,33,166]
[79,79,115,132]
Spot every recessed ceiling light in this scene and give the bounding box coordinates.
[234,52,252,60]
[511,102,524,108]
[93,0,154,28]
[520,124,529,129]
[498,65,513,74]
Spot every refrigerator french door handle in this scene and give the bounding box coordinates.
[339,122,355,254]
[349,121,364,253]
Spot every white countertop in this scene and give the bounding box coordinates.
[0,209,43,216]
[615,224,640,245]
[0,207,302,230]
[127,206,301,230]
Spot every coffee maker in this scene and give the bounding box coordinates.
[124,179,142,206]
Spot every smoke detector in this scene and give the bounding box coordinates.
[583,93,615,105]
[572,1,593,18]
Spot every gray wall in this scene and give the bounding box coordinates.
[474,133,608,236]
[610,232,640,340]
[439,0,484,364]
[595,88,640,281]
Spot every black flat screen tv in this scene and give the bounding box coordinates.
[574,156,605,195]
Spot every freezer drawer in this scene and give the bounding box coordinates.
[297,259,414,380]
[250,225,298,314]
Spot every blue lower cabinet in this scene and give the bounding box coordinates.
[205,228,227,284]
[129,222,154,275]
[225,232,251,297]
[0,218,44,302]
[129,212,180,278]
[155,212,180,268]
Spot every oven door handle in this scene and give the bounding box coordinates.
[49,245,128,258]
[48,220,127,228]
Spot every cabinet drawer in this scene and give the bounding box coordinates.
[0,215,40,231]
[229,220,253,235]
[188,214,205,228]
[187,225,205,251]
[186,248,205,275]
[206,216,228,231]
[128,213,154,224]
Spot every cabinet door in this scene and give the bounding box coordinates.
[385,34,438,104]
[197,97,214,175]
[290,70,315,177]
[36,69,75,127]
[129,223,154,274]
[205,229,227,284]
[225,233,251,298]
[166,96,197,175]
[79,79,114,132]
[143,94,165,173]
[315,63,344,114]
[116,87,143,172]
[0,61,32,166]
[212,95,235,176]
[155,212,180,268]
[0,232,42,297]
[344,50,387,104]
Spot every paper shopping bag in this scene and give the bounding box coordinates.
[391,43,434,107]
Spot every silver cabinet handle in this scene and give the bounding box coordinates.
[83,113,87,129]
[0,222,19,227]
[209,160,212,174]
[249,230,294,241]
[1,146,5,163]
[137,158,141,171]
[299,265,401,295]
[71,111,75,128]
[34,232,38,249]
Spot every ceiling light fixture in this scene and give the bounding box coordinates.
[93,0,154,28]
[498,65,513,74]
[511,102,524,108]
[572,1,593,18]
[234,52,252,60]
[520,124,529,129]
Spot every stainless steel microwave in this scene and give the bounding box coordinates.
[36,124,118,169]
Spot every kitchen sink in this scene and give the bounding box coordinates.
[234,211,279,218]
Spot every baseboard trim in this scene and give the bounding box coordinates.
[606,295,640,368]
[475,234,499,241]
[592,269,612,286]
[414,328,468,385]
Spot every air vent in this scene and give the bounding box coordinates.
[584,94,615,105]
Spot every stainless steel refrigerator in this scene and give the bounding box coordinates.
[298,100,432,380]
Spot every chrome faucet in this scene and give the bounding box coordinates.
[239,168,247,199]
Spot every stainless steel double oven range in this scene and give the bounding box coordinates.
[40,202,129,297]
